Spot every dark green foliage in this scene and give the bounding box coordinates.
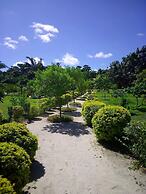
[0,142,31,192]
[61,107,77,112]
[0,122,38,160]
[48,114,73,123]
[123,121,146,167]
[136,106,146,112]
[0,109,2,123]
[0,177,16,194]
[82,100,105,126]
[92,105,131,141]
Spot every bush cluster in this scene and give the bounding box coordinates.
[123,121,146,167]
[48,114,73,123]
[82,100,105,126]
[61,107,77,112]
[0,122,38,160]
[0,142,31,193]
[92,105,131,141]
[0,176,16,194]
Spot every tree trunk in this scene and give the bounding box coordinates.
[59,105,62,118]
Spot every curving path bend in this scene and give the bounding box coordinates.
[23,100,146,194]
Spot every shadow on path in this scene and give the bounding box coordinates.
[30,160,45,181]
[63,111,81,117]
[43,122,90,137]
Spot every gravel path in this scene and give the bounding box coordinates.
[24,101,146,194]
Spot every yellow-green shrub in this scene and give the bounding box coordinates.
[0,177,16,194]
[82,100,105,126]
[0,142,31,192]
[29,104,40,119]
[0,122,38,160]
[92,105,131,141]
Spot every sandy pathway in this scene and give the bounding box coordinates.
[24,101,146,194]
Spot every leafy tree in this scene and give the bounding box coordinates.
[65,67,87,100]
[35,65,71,117]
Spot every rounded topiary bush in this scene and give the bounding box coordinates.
[0,122,38,160]
[48,114,73,123]
[82,100,105,126]
[0,177,16,194]
[92,105,131,141]
[0,142,31,192]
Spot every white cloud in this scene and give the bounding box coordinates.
[31,22,59,43]
[4,37,18,49]
[137,33,144,36]
[18,35,28,41]
[62,53,79,65]
[12,61,24,66]
[54,53,79,66]
[88,52,113,59]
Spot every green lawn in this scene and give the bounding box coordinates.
[94,91,146,125]
[0,96,40,120]
[0,96,12,120]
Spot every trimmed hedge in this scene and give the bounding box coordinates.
[48,114,73,123]
[92,105,131,141]
[0,142,31,192]
[61,107,77,112]
[82,100,105,126]
[0,177,16,194]
[0,122,38,160]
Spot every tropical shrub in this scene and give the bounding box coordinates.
[92,105,131,141]
[0,142,31,192]
[12,106,24,121]
[123,121,146,167]
[48,114,73,123]
[0,177,16,194]
[82,100,105,126]
[0,122,38,160]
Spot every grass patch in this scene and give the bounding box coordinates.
[0,96,12,120]
[48,114,73,123]
[61,107,77,112]
[94,91,146,127]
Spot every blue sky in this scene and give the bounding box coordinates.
[0,0,146,70]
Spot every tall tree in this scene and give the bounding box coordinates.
[35,65,71,117]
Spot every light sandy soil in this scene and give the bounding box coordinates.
[23,101,146,194]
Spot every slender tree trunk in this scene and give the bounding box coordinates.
[59,105,62,118]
